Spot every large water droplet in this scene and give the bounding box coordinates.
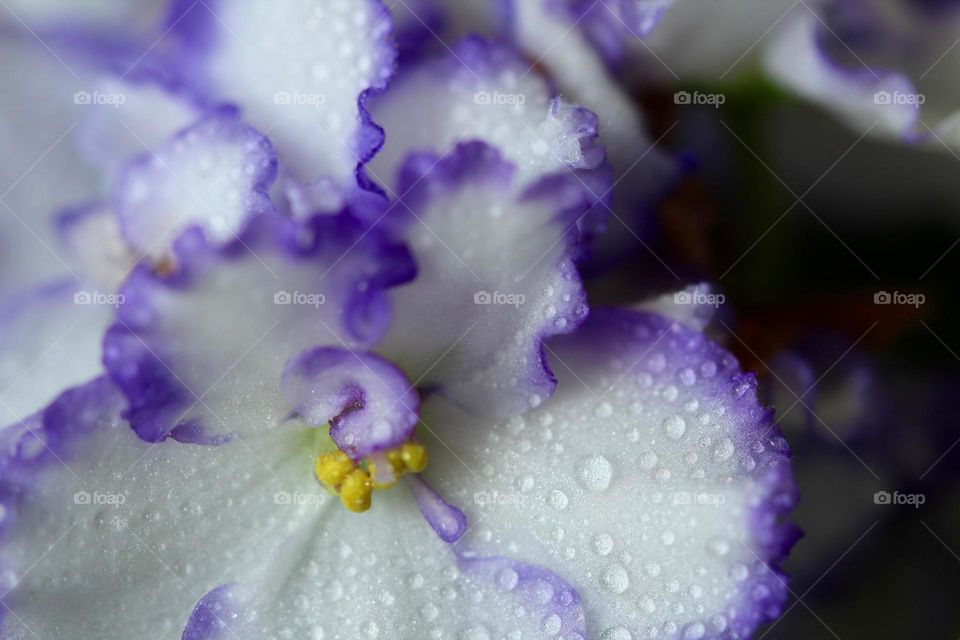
[662,415,687,439]
[601,563,630,594]
[577,455,613,491]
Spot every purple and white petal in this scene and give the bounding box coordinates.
[281,347,419,460]
[0,378,325,638]
[114,107,277,260]
[423,308,799,639]
[378,142,590,417]
[512,1,680,262]
[158,0,395,200]
[103,213,414,443]
[176,487,583,639]
[367,37,605,196]
[764,9,920,139]
[635,282,723,332]
[1,377,580,639]
[75,76,201,180]
[549,0,676,65]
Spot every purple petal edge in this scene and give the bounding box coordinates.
[103,212,415,444]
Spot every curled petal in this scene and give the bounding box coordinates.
[281,347,419,460]
[114,107,278,260]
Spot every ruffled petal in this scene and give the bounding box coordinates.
[103,213,414,443]
[281,347,419,460]
[158,0,395,197]
[422,308,799,638]
[0,378,581,639]
[379,142,590,417]
[764,9,920,139]
[114,107,277,260]
[367,37,605,196]
[0,378,324,638]
[511,0,680,262]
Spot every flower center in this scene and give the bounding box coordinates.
[314,441,428,512]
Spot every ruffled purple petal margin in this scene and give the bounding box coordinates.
[458,551,587,639]
[103,213,415,443]
[281,347,419,460]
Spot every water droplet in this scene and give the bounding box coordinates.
[592,532,614,556]
[601,563,630,594]
[601,627,632,640]
[713,438,734,461]
[541,613,562,636]
[662,415,687,439]
[577,455,613,491]
[682,622,706,639]
[496,567,519,591]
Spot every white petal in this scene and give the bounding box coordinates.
[423,309,798,638]
[367,38,603,195]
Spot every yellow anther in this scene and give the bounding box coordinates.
[400,442,428,473]
[339,468,373,512]
[314,451,355,488]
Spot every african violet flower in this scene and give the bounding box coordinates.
[0,1,797,638]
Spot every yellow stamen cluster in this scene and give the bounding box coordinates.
[314,442,429,513]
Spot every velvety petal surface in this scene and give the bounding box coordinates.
[422,308,799,639]
[161,0,395,195]
[114,107,277,260]
[103,213,414,443]
[0,377,585,640]
[378,142,590,417]
[367,37,604,196]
